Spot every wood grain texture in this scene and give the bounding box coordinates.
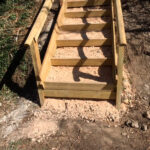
[39,29,57,81]
[57,0,67,27]
[25,0,54,46]
[30,40,45,105]
[60,23,111,31]
[67,0,110,7]
[65,10,111,18]
[114,0,127,45]
[51,58,112,66]
[111,0,117,82]
[116,46,124,109]
[57,39,112,47]
[44,82,115,91]
[39,0,67,81]
[44,89,116,99]
[30,39,41,78]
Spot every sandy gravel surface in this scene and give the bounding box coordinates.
[53,46,112,58]
[46,66,113,83]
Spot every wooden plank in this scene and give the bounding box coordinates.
[65,10,111,18]
[116,46,124,109]
[57,0,67,27]
[30,40,45,106]
[25,0,54,46]
[44,89,116,99]
[67,0,110,7]
[57,39,112,47]
[39,29,57,81]
[40,0,69,81]
[30,39,41,78]
[44,82,115,91]
[38,89,45,106]
[114,0,127,45]
[51,58,112,66]
[111,0,117,82]
[60,23,111,31]
[39,0,68,81]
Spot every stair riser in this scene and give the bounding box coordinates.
[65,10,111,18]
[57,39,112,47]
[60,23,111,31]
[51,58,112,66]
[44,90,116,99]
[67,0,110,7]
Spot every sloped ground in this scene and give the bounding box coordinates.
[0,0,150,149]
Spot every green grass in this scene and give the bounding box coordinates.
[0,0,39,97]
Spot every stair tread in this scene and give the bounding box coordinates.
[57,30,111,40]
[46,66,113,83]
[53,47,112,59]
[63,17,111,25]
[66,6,110,12]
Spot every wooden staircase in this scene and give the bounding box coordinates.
[25,0,126,109]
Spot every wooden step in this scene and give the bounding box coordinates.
[46,66,113,83]
[51,46,112,66]
[67,0,110,7]
[44,66,115,99]
[60,17,111,31]
[44,90,116,99]
[65,6,111,18]
[57,30,112,47]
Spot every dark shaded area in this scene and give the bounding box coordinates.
[0,2,59,105]
[122,0,150,100]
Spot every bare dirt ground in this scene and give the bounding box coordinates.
[0,0,150,149]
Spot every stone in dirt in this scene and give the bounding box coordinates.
[141,124,148,131]
[125,120,139,129]
[131,121,139,129]
[125,120,132,127]
[121,132,127,136]
[123,99,130,105]
[143,111,150,120]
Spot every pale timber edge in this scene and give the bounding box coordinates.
[43,82,115,91]
[114,0,127,46]
[44,90,116,99]
[25,0,54,46]
[67,0,110,7]
[65,10,111,18]
[51,58,113,66]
